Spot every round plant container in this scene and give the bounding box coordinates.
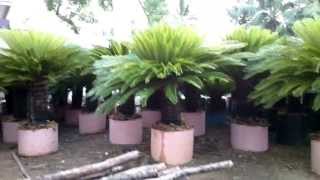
[109,118,143,145]
[311,139,320,175]
[2,120,19,143]
[151,128,194,165]
[79,112,106,134]
[231,123,268,152]
[181,111,206,136]
[18,122,59,157]
[141,110,161,128]
[65,109,81,126]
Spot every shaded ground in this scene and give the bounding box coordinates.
[0,125,319,180]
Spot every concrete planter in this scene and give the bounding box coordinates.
[65,109,81,126]
[141,110,161,128]
[231,123,269,152]
[109,118,143,145]
[181,111,206,136]
[311,139,320,175]
[151,128,194,165]
[18,123,59,157]
[79,112,106,134]
[2,120,19,143]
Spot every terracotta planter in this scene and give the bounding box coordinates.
[231,123,268,152]
[2,121,19,143]
[181,111,206,136]
[141,110,161,128]
[79,112,106,134]
[18,123,59,156]
[151,128,194,165]
[109,118,142,145]
[311,139,320,175]
[65,109,81,126]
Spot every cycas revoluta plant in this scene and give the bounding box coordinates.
[90,24,246,126]
[225,26,278,119]
[0,30,83,124]
[248,18,320,111]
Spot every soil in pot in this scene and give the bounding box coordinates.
[181,111,206,136]
[151,123,194,165]
[18,121,59,157]
[230,117,269,152]
[109,113,143,145]
[79,112,106,134]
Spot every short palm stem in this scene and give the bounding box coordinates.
[160,89,181,125]
[29,77,49,123]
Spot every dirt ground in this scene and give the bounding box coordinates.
[0,125,319,180]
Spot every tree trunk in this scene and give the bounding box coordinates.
[4,87,13,114]
[100,163,167,180]
[147,160,234,180]
[182,84,200,112]
[84,81,98,112]
[71,85,83,109]
[118,95,135,116]
[37,151,141,180]
[30,77,49,123]
[146,90,162,110]
[160,89,181,125]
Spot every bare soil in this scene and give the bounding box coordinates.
[0,125,319,180]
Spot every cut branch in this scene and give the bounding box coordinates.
[147,160,234,180]
[100,163,167,180]
[11,151,31,180]
[37,151,140,180]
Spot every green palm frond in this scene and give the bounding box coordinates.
[248,18,320,111]
[0,30,84,87]
[90,24,246,114]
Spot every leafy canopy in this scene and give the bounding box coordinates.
[0,30,84,88]
[90,24,247,113]
[248,18,320,111]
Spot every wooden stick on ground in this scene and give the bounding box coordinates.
[80,165,125,180]
[147,160,234,180]
[11,151,31,180]
[36,150,140,180]
[100,163,167,180]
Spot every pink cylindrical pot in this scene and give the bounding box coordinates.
[65,109,81,126]
[2,121,19,143]
[181,111,206,136]
[109,118,143,145]
[231,123,268,152]
[141,110,161,128]
[79,112,106,134]
[311,139,320,175]
[18,123,58,157]
[151,128,194,165]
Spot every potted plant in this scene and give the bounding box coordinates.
[225,26,279,152]
[0,30,83,156]
[247,19,320,174]
[90,24,245,165]
[79,41,129,135]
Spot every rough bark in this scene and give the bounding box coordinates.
[30,77,49,122]
[182,84,201,112]
[118,95,135,116]
[100,163,167,180]
[147,160,234,180]
[80,166,125,180]
[71,85,83,109]
[159,89,181,125]
[37,151,141,180]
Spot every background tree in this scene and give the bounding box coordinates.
[45,0,113,34]
[228,0,320,34]
[138,0,168,25]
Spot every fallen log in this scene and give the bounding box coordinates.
[36,151,140,180]
[147,160,233,180]
[11,151,31,180]
[80,165,125,180]
[100,163,167,180]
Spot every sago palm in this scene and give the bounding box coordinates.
[248,18,320,111]
[225,26,278,118]
[0,30,84,123]
[90,24,246,125]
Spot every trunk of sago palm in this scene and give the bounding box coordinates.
[159,90,181,125]
[72,85,83,109]
[183,85,200,112]
[118,95,135,116]
[29,77,49,123]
